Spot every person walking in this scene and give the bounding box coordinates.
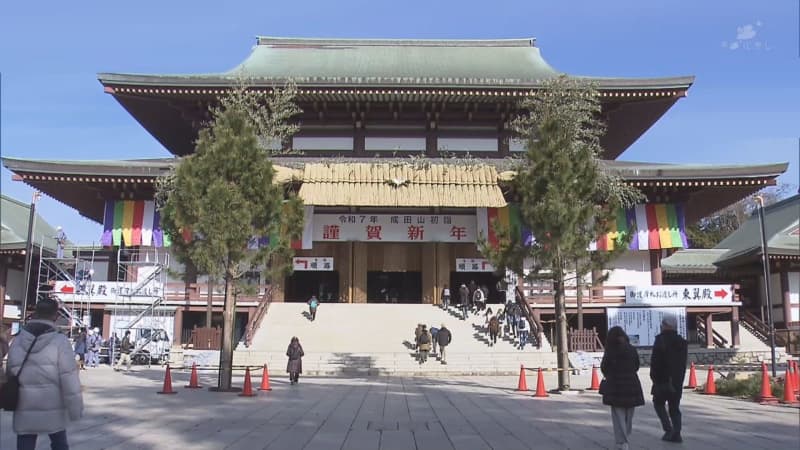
[508,302,519,338]
[459,284,469,319]
[86,328,101,368]
[651,315,688,444]
[416,325,432,364]
[430,325,439,356]
[473,286,486,313]
[115,330,133,371]
[307,295,319,321]
[286,336,304,385]
[73,329,87,370]
[601,326,645,450]
[7,298,83,450]
[441,285,451,309]
[437,324,452,364]
[488,315,500,347]
[517,316,529,350]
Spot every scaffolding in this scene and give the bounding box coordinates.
[35,239,97,334]
[110,247,171,365]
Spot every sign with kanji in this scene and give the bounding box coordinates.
[607,307,687,347]
[53,280,163,303]
[625,285,735,305]
[313,214,476,243]
[292,257,334,271]
[455,258,495,272]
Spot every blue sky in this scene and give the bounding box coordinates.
[1,0,798,244]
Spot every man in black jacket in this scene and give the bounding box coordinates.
[650,315,688,443]
[437,325,452,364]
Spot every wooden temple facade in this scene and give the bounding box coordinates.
[2,37,789,347]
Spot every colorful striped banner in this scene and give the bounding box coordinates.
[477,205,533,248]
[100,200,171,248]
[596,203,689,251]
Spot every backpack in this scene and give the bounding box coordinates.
[419,333,430,345]
[518,318,527,330]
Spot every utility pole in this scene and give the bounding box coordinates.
[21,191,42,320]
[755,195,777,377]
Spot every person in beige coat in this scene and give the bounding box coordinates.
[7,298,83,450]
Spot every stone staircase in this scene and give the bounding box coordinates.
[234,303,555,375]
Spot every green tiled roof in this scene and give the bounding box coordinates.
[0,194,61,252]
[97,37,694,90]
[714,195,800,265]
[661,249,727,274]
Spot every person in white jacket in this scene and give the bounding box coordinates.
[7,298,83,450]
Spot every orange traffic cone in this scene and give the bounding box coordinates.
[185,363,201,389]
[588,366,600,391]
[158,364,177,395]
[259,364,272,391]
[533,368,549,398]
[756,362,777,404]
[685,362,698,389]
[516,365,528,392]
[702,365,717,395]
[239,367,257,397]
[792,361,800,395]
[780,367,798,405]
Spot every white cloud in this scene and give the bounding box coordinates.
[729,41,739,50]
[737,24,756,40]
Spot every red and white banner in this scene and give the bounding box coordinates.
[312,214,476,243]
[292,257,334,271]
[455,258,495,272]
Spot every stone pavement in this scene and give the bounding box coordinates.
[1,366,798,449]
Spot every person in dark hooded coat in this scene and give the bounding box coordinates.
[286,337,304,385]
[600,326,645,450]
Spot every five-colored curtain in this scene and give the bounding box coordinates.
[101,200,171,247]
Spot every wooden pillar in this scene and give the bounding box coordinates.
[705,313,714,348]
[649,250,663,285]
[338,242,352,303]
[102,310,111,340]
[174,308,183,346]
[780,270,791,328]
[436,243,450,303]
[422,244,436,304]
[731,306,741,348]
[591,268,603,301]
[352,242,367,303]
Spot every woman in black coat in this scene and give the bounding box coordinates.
[286,337,304,385]
[601,326,645,450]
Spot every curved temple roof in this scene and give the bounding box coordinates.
[98,36,694,90]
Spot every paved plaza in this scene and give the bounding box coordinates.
[1,366,798,449]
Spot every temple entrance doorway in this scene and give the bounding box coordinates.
[284,271,340,303]
[367,271,422,303]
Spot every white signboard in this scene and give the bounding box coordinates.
[625,285,734,306]
[292,257,334,271]
[53,280,163,302]
[455,258,495,272]
[313,214,476,243]
[607,307,687,347]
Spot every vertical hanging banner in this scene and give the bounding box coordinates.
[101,200,171,248]
[593,203,689,251]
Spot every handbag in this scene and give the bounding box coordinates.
[0,335,40,411]
[598,379,608,395]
